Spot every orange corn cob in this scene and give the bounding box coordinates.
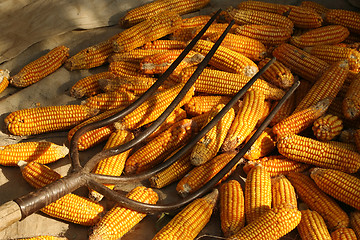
[220,180,245,238]
[269,94,295,127]
[273,98,331,136]
[355,129,360,152]
[113,11,182,53]
[271,175,297,209]
[350,211,360,239]
[222,90,266,151]
[256,100,272,128]
[152,189,217,240]
[257,58,294,89]
[0,69,10,94]
[294,79,313,107]
[5,105,98,136]
[235,24,292,45]
[325,9,360,34]
[243,127,276,161]
[300,1,329,15]
[227,203,301,240]
[191,104,235,166]
[310,168,360,210]
[244,164,272,224]
[119,0,210,27]
[192,23,239,40]
[331,228,358,240]
[237,1,287,14]
[176,151,239,197]
[184,95,232,116]
[81,90,136,111]
[290,25,350,48]
[108,49,166,63]
[142,40,187,50]
[277,134,360,173]
[10,46,69,87]
[343,72,360,120]
[297,209,332,240]
[0,141,68,166]
[326,141,358,152]
[108,61,150,78]
[19,161,104,226]
[90,186,158,240]
[287,171,349,231]
[17,237,68,240]
[190,112,212,131]
[285,6,323,29]
[312,114,343,141]
[170,15,211,41]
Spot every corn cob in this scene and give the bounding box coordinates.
[310,167,360,210]
[269,94,295,127]
[192,39,258,77]
[170,15,211,41]
[272,43,330,83]
[222,90,266,151]
[243,155,310,177]
[119,0,210,27]
[176,151,239,198]
[152,189,217,240]
[277,134,360,173]
[355,129,360,152]
[227,203,301,240]
[287,172,349,231]
[10,46,69,87]
[19,161,104,226]
[191,104,235,166]
[312,114,343,141]
[190,111,211,130]
[285,6,323,29]
[328,97,360,129]
[327,141,358,152]
[237,1,288,14]
[271,175,297,209]
[290,25,350,48]
[220,180,245,238]
[273,98,331,137]
[192,23,239,40]
[142,40,187,50]
[294,79,313,107]
[350,211,360,239]
[89,129,134,201]
[235,24,292,45]
[343,73,360,120]
[17,237,68,240]
[325,9,360,34]
[108,61,150,78]
[5,105,98,136]
[90,186,158,240]
[113,11,182,53]
[339,129,357,143]
[0,141,68,166]
[256,100,272,128]
[243,128,276,161]
[297,209,332,240]
[184,95,232,116]
[81,90,136,111]
[108,49,166,63]
[300,1,329,15]
[115,83,194,130]
[331,228,358,240]
[0,69,10,94]
[257,58,294,89]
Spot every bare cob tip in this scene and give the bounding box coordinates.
[58,144,70,158]
[17,160,28,169]
[0,69,10,83]
[244,66,259,77]
[309,167,322,178]
[203,188,219,205]
[9,72,26,88]
[313,97,332,110]
[97,78,114,92]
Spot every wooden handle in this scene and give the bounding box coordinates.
[0,200,22,231]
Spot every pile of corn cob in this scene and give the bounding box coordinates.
[1,0,360,239]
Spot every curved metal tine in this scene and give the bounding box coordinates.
[86,79,301,214]
[90,57,277,184]
[69,9,223,170]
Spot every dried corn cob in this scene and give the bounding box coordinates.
[273,98,331,136]
[285,6,323,29]
[325,9,360,34]
[152,189,217,240]
[5,105,98,136]
[120,0,210,27]
[257,58,294,89]
[170,15,211,41]
[300,1,328,15]
[355,129,360,152]
[108,49,166,63]
[90,186,158,240]
[294,79,313,107]
[190,111,211,130]
[113,11,182,53]
[17,237,68,240]
[142,40,187,50]
[277,134,360,173]
[287,172,349,231]
[193,23,239,40]
[191,104,235,166]
[297,209,332,240]
[310,167,360,210]
[350,211,360,239]
[243,128,276,161]
[269,94,295,127]
[108,61,150,78]
[0,69,10,94]
[220,180,245,238]
[339,129,357,143]
[327,141,358,152]
[331,228,358,240]
[227,203,301,240]
[81,90,136,111]
[222,90,266,151]
[184,95,232,116]
[0,141,68,166]
[10,46,69,87]
[237,1,287,14]
[19,161,104,226]
[312,114,343,141]
[176,151,239,198]
[343,73,360,120]
[256,100,272,128]
[271,175,297,209]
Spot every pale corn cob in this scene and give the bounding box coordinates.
[184,95,232,116]
[269,94,295,127]
[243,155,310,177]
[310,167,360,210]
[0,142,68,166]
[331,228,358,240]
[191,104,235,166]
[0,69,10,94]
[227,203,301,240]
[312,114,343,141]
[257,58,294,89]
[192,39,258,77]
[297,209,332,240]
[113,11,182,53]
[90,186,158,240]
[284,6,323,29]
[277,134,360,173]
[287,172,349,231]
[152,189,217,240]
[98,76,158,95]
[222,90,266,151]
[142,40,187,50]
[17,237,68,240]
[271,175,297,209]
[177,67,285,100]
[237,1,287,14]
[108,61,150,78]
[272,43,330,83]
[5,105,98,136]
[108,49,166,63]
[120,0,210,27]
[343,73,360,120]
[350,211,360,239]
[355,129,360,152]
[235,24,292,45]
[300,1,329,15]
[294,60,349,113]
[220,180,245,238]
[89,129,134,201]
[115,83,194,130]
[19,161,104,226]
[243,128,276,161]
[325,9,360,34]
[273,98,331,136]
[290,25,350,48]
[176,151,239,197]
[81,90,136,111]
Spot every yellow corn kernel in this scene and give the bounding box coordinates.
[343,72,360,120]
[350,211,360,239]
[243,128,276,161]
[170,15,211,41]
[300,1,329,15]
[184,95,232,116]
[297,209,332,240]
[257,58,294,89]
[81,90,136,111]
[331,228,358,240]
[269,94,295,127]
[142,40,187,50]
[312,114,343,141]
[285,6,323,29]
[108,61,150,78]
[108,49,166,63]
[237,0,287,14]
[271,175,297,209]
[0,69,10,94]
[325,9,360,34]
